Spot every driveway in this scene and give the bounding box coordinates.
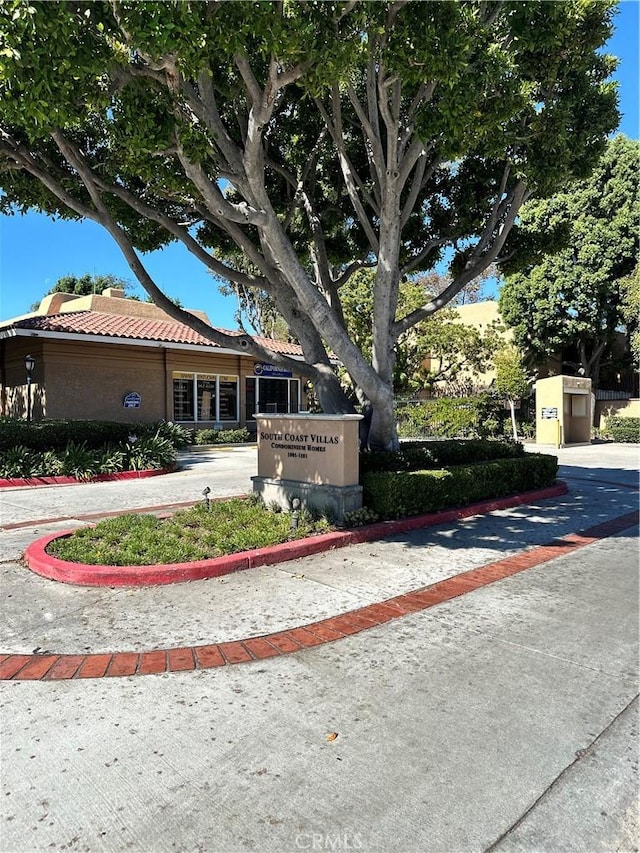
[0,442,638,853]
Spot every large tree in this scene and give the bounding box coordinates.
[0,1,618,448]
[499,135,639,387]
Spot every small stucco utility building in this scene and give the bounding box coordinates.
[0,288,308,429]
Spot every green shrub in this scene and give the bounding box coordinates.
[605,416,640,443]
[124,434,177,471]
[343,507,380,527]
[0,418,191,452]
[138,420,192,448]
[58,442,99,480]
[194,427,253,445]
[97,446,126,474]
[0,445,40,478]
[362,454,558,519]
[396,396,507,439]
[47,499,332,565]
[0,419,133,451]
[360,438,524,478]
[0,434,176,480]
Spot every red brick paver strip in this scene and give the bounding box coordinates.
[2,508,636,682]
[167,647,196,672]
[138,651,167,676]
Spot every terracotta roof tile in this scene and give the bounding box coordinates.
[13,311,304,357]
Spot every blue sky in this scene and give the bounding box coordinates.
[1,1,638,325]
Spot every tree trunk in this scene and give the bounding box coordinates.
[313,368,355,415]
[366,386,399,451]
[509,399,518,441]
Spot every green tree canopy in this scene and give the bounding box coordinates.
[0,0,619,447]
[619,264,640,369]
[499,135,639,388]
[31,273,134,309]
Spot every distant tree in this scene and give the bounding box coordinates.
[499,136,639,388]
[218,280,292,341]
[407,310,498,395]
[619,264,640,369]
[339,268,496,398]
[32,273,134,309]
[417,265,498,307]
[493,346,530,441]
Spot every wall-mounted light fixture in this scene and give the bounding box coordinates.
[24,354,35,424]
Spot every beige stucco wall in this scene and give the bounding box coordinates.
[53,291,212,325]
[596,398,640,427]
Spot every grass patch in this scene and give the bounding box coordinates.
[47,499,332,566]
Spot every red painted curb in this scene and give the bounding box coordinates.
[24,482,569,587]
[4,507,637,682]
[0,467,175,489]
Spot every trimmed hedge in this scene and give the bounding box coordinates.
[193,427,253,445]
[360,438,524,478]
[362,454,558,520]
[606,417,640,443]
[0,419,191,451]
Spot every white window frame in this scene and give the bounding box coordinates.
[172,372,239,423]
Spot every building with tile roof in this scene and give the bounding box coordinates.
[0,288,308,428]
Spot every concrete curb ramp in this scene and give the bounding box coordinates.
[3,507,637,682]
[25,483,569,586]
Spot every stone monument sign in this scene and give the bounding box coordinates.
[252,413,363,521]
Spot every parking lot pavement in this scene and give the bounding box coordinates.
[0,442,638,853]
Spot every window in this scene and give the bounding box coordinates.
[197,375,216,421]
[173,372,239,422]
[245,377,256,423]
[245,376,300,419]
[219,376,238,421]
[173,373,194,421]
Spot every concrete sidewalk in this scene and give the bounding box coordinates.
[0,442,638,853]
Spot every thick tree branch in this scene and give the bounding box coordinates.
[315,94,379,253]
[50,129,315,375]
[394,181,529,336]
[175,137,267,226]
[88,173,268,291]
[346,83,385,193]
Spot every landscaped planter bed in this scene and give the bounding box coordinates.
[24,482,568,587]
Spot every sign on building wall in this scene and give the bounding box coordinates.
[123,392,142,409]
[254,363,293,378]
[541,407,558,419]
